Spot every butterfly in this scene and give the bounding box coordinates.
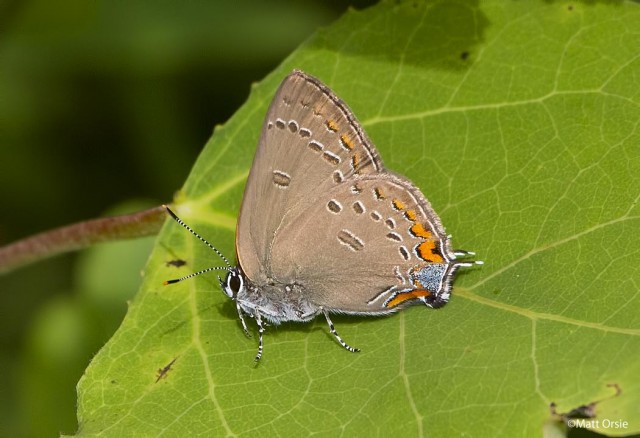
[164,70,481,361]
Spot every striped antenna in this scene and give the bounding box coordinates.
[163,266,230,285]
[162,204,232,284]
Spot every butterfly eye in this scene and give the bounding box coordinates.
[223,269,243,299]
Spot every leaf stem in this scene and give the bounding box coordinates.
[0,205,167,275]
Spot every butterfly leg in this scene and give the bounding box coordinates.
[236,302,251,338]
[322,309,360,353]
[254,312,266,362]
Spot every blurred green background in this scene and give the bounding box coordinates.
[0,1,376,435]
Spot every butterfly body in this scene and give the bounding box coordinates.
[234,272,317,324]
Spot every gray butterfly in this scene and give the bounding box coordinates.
[164,70,481,361]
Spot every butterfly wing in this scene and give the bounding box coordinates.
[269,172,456,313]
[236,70,384,283]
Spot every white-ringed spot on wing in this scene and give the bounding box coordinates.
[308,140,324,152]
[386,232,402,242]
[299,128,311,138]
[272,170,291,189]
[322,150,341,165]
[337,229,364,252]
[287,120,299,133]
[327,200,342,214]
[352,201,365,215]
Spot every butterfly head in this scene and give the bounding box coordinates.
[221,267,244,300]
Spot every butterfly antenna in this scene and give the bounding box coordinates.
[164,266,230,285]
[162,205,232,268]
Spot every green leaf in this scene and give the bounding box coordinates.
[75,1,640,436]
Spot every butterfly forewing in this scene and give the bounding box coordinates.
[237,71,385,283]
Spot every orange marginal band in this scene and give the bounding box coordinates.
[416,241,444,263]
[405,209,417,222]
[386,290,431,308]
[327,120,339,132]
[392,199,406,210]
[410,223,432,239]
[351,153,360,173]
[340,134,354,150]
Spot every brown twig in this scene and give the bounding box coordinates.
[0,205,167,275]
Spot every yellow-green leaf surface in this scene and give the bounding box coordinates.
[75,1,640,436]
